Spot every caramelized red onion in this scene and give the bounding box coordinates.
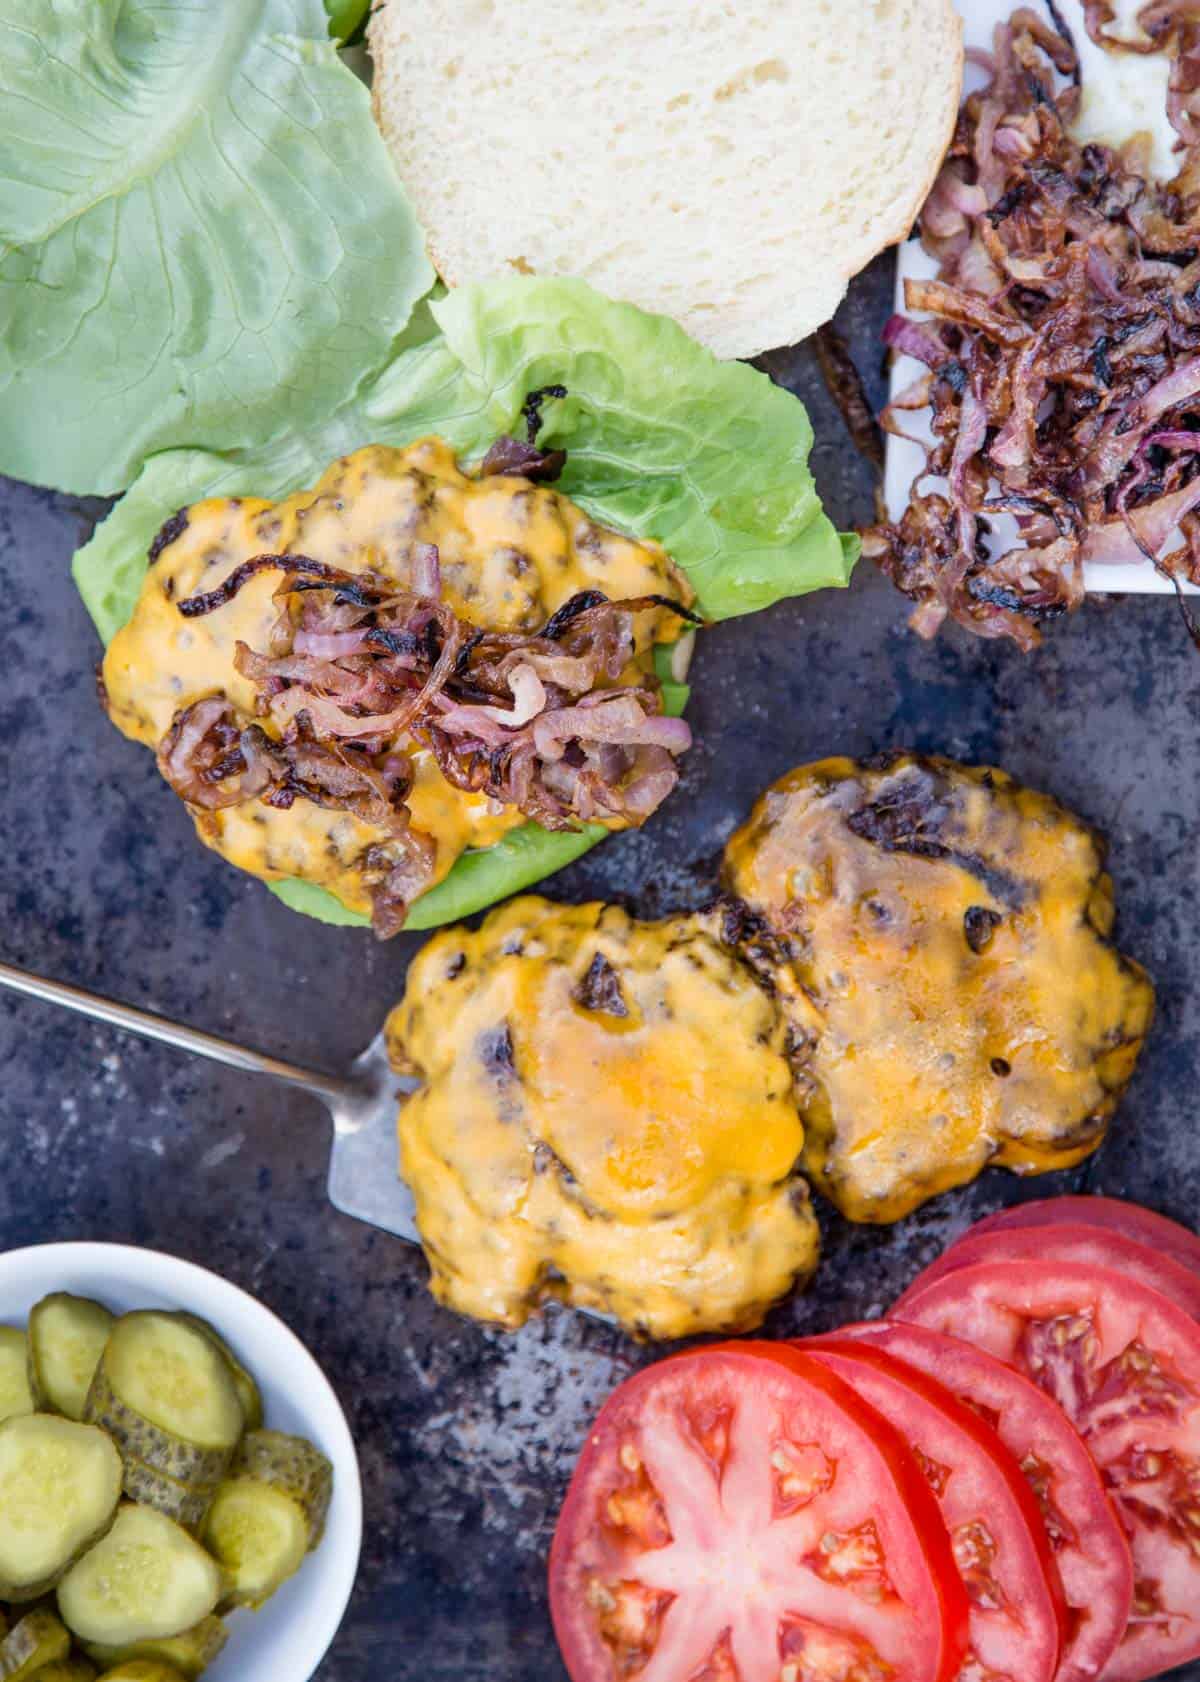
[861,6,1200,648]
[479,434,567,481]
[157,697,283,810]
[813,324,884,469]
[158,551,695,935]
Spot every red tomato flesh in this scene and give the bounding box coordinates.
[968,1199,1200,1282]
[550,1343,970,1682]
[839,1320,1133,1682]
[799,1338,1067,1682]
[899,1224,1200,1324]
[897,1259,1200,1682]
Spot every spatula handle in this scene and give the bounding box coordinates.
[0,958,359,1108]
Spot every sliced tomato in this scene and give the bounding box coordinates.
[550,1342,970,1682]
[899,1224,1200,1323]
[798,1337,1067,1682]
[897,1259,1200,1682]
[839,1320,1133,1682]
[968,1198,1200,1282]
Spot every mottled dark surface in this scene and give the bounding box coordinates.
[3,250,1199,1680]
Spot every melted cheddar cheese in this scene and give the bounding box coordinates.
[386,896,819,1338]
[103,440,687,913]
[724,755,1155,1224]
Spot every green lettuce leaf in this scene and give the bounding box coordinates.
[74,275,857,931]
[325,0,371,42]
[431,279,855,619]
[76,277,856,636]
[0,0,433,495]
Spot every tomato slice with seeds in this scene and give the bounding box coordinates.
[967,1199,1200,1282]
[798,1338,1067,1682]
[838,1320,1133,1682]
[899,1224,1200,1324]
[550,1343,970,1682]
[897,1259,1200,1682]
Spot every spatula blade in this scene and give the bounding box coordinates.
[326,1031,421,1243]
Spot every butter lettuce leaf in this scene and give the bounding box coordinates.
[0,0,433,495]
[73,275,856,930]
[430,279,856,619]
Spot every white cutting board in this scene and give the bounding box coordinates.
[885,0,1185,594]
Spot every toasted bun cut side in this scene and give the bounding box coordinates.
[369,0,963,360]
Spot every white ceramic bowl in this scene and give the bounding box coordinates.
[0,1242,362,1682]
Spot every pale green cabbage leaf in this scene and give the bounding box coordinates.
[0,0,433,494]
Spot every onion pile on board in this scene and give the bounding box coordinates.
[861,7,1200,649]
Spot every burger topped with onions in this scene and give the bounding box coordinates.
[102,427,699,937]
[86,280,855,936]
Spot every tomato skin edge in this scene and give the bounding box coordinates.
[548,1340,971,1682]
[797,1335,1070,1679]
[968,1197,1200,1280]
[894,1257,1200,1682]
[902,1221,1200,1322]
[835,1318,1134,1682]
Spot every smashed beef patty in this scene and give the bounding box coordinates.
[102,439,687,920]
[723,754,1155,1224]
[386,895,819,1338]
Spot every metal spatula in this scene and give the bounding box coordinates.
[0,960,420,1243]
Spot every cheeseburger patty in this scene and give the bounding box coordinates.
[103,439,690,932]
[724,753,1155,1223]
[386,895,819,1339]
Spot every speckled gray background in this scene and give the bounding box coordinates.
[2,251,1198,1679]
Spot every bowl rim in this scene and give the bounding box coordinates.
[0,1239,363,1681]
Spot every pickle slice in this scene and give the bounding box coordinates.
[94,1666,185,1682]
[0,1415,122,1600]
[85,1314,242,1486]
[230,1430,333,1548]
[28,1296,115,1421]
[169,1315,263,1432]
[57,1506,222,1646]
[120,1460,215,1533]
[0,1328,33,1424]
[81,1618,227,1681]
[203,1478,307,1609]
[29,1662,97,1682]
[0,1609,71,1681]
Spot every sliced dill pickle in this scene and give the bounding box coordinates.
[169,1315,263,1432]
[0,1328,33,1424]
[57,1507,221,1646]
[0,1415,122,1600]
[28,1296,115,1421]
[203,1478,307,1609]
[29,1661,97,1682]
[120,1460,215,1533]
[230,1430,333,1548]
[84,1314,242,1486]
[0,1609,71,1681]
[81,1618,228,1680]
[93,1666,184,1682]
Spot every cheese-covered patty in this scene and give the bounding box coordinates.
[724,754,1155,1224]
[103,440,685,915]
[386,896,819,1338]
